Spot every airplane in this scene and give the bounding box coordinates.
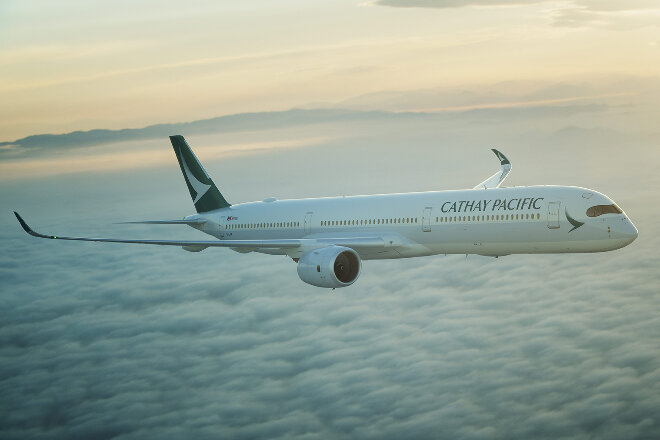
[14,135,638,288]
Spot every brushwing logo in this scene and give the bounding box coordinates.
[565,209,584,232]
[180,149,211,203]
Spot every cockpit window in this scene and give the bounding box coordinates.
[586,204,623,217]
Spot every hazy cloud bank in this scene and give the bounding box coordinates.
[0,109,410,156]
[2,191,659,439]
[6,76,659,156]
[374,0,544,9]
[374,0,660,29]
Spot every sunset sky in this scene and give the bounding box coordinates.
[2,0,659,141]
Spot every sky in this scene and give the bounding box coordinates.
[2,1,660,439]
[1,0,659,141]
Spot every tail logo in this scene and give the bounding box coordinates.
[180,149,211,203]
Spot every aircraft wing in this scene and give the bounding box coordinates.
[473,149,511,190]
[115,219,207,226]
[14,212,386,250]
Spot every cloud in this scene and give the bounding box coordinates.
[373,0,543,9]
[372,0,660,30]
[572,0,660,12]
[3,223,660,439]
[551,1,660,29]
[374,0,660,14]
[551,8,660,29]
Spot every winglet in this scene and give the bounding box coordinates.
[491,149,510,166]
[473,148,512,190]
[14,212,54,239]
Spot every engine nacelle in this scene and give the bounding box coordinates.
[297,246,361,288]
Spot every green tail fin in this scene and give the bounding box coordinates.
[169,135,230,212]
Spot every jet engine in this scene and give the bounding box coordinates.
[297,246,361,288]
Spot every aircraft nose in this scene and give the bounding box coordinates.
[619,217,638,243]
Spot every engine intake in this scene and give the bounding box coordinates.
[297,246,361,288]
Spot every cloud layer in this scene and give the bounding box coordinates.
[2,94,659,439]
[374,0,660,29]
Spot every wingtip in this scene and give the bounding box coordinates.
[491,148,510,166]
[14,211,50,238]
[14,211,32,234]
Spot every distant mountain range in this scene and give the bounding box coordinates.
[0,108,427,155]
[1,101,609,157]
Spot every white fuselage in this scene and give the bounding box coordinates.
[187,185,638,260]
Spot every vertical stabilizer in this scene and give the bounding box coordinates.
[170,135,230,212]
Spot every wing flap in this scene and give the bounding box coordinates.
[116,219,207,225]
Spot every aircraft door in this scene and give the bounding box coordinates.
[304,212,313,233]
[422,207,432,232]
[547,202,560,229]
